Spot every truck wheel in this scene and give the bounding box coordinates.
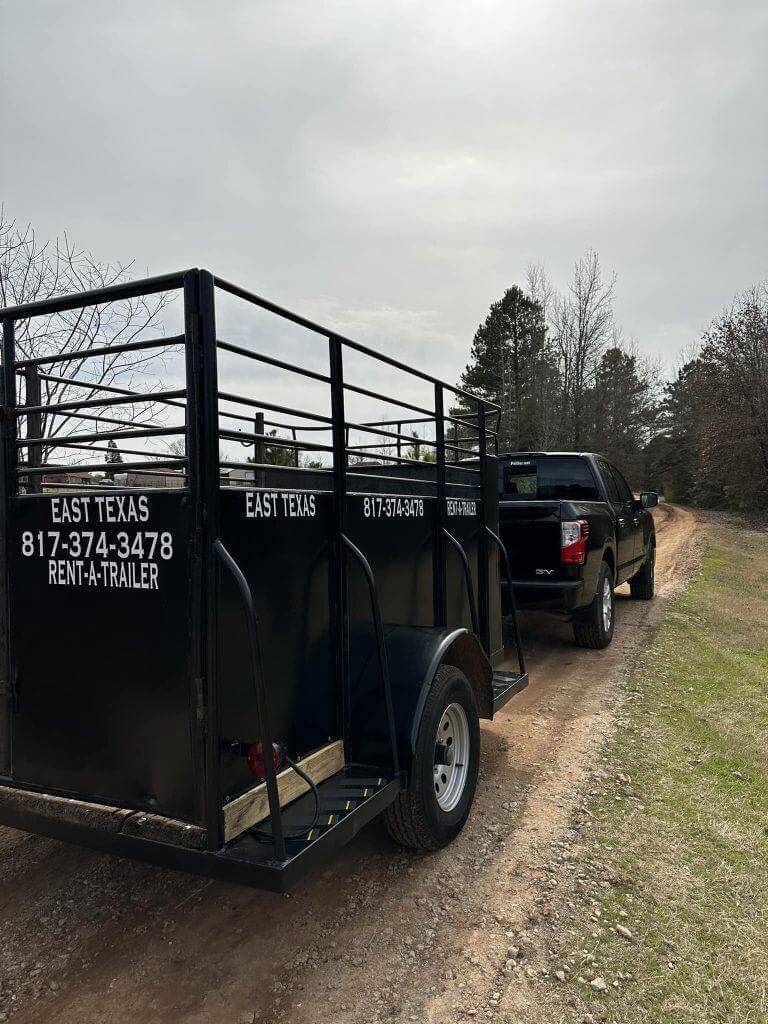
[572,561,615,649]
[630,543,656,600]
[384,664,480,851]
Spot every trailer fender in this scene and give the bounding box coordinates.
[349,625,493,774]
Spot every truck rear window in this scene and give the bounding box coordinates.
[500,457,600,501]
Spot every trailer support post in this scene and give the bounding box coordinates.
[254,412,266,486]
[328,336,350,754]
[0,318,16,777]
[433,384,447,627]
[476,403,491,656]
[184,270,226,849]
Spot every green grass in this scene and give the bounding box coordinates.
[553,521,768,1023]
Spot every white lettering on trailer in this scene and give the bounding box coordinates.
[362,496,425,519]
[446,499,478,516]
[45,559,160,590]
[24,495,169,591]
[244,491,317,519]
[50,494,149,525]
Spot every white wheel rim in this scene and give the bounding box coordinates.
[602,576,613,631]
[434,702,469,812]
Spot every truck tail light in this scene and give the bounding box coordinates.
[246,741,284,779]
[561,519,589,564]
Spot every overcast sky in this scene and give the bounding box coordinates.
[2,0,767,389]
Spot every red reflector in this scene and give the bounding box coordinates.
[246,741,282,779]
[561,519,589,565]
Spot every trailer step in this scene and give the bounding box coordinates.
[247,769,393,844]
[491,670,529,713]
[213,766,402,889]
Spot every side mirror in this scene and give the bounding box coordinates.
[640,491,658,509]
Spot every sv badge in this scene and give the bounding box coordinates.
[535,568,555,576]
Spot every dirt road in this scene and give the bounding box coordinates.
[0,503,702,1024]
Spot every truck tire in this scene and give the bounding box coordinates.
[572,560,615,649]
[384,664,480,851]
[630,542,656,600]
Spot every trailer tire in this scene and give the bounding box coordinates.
[384,664,480,851]
[572,560,615,649]
[630,541,655,600]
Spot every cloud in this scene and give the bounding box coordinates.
[3,0,767,389]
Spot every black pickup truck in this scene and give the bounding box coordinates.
[498,453,658,648]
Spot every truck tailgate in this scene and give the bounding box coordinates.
[498,500,563,580]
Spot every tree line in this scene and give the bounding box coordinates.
[458,254,768,512]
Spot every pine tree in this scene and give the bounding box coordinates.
[459,286,549,452]
[587,347,657,483]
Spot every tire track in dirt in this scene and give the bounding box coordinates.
[0,504,703,1024]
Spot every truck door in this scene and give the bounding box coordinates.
[596,459,635,582]
[609,464,644,572]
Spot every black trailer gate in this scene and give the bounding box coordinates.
[0,269,527,889]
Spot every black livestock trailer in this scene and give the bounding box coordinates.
[0,270,527,890]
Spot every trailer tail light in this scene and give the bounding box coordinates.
[246,741,284,779]
[561,519,589,564]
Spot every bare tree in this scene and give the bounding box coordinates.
[0,208,172,466]
[702,282,768,491]
[550,250,615,446]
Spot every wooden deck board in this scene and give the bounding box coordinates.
[222,740,344,842]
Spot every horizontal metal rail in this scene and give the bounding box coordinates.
[16,480,185,493]
[342,383,435,420]
[38,372,188,411]
[20,388,186,417]
[345,419,440,449]
[19,457,187,477]
[213,275,500,415]
[44,408,165,431]
[217,339,332,385]
[345,468,437,488]
[218,391,332,425]
[14,334,185,370]
[0,271,188,321]
[346,450,438,470]
[219,459,332,477]
[219,427,333,454]
[41,441,181,460]
[18,425,185,448]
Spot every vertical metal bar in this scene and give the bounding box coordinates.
[433,384,447,627]
[183,272,208,832]
[0,318,16,776]
[486,527,526,677]
[213,540,287,859]
[328,336,350,753]
[476,403,491,655]
[341,535,399,775]
[291,427,299,469]
[254,412,266,486]
[23,367,42,495]
[396,422,402,461]
[198,270,227,852]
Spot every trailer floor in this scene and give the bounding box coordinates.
[0,503,701,1024]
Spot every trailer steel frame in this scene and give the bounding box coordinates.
[0,269,527,888]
